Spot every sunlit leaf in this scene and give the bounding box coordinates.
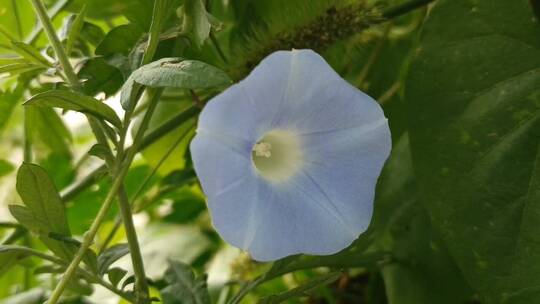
[25,90,122,129]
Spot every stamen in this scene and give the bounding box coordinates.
[253,142,272,158]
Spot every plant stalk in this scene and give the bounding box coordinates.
[47,90,162,304]
[29,0,80,91]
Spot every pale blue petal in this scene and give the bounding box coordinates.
[269,50,385,134]
[197,84,261,142]
[246,175,359,261]
[190,132,252,197]
[299,119,392,233]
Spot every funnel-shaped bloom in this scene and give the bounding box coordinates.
[190,49,391,261]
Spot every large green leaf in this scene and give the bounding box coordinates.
[25,90,122,129]
[120,57,230,110]
[406,0,540,303]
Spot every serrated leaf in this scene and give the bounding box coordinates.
[10,41,52,67]
[24,90,122,129]
[120,57,230,111]
[107,267,128,287]
[98,243,130,275]
[180,0,211,48]
[405,0,540,303]
[160,260,210,304]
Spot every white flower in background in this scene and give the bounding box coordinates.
[190,49,391,261]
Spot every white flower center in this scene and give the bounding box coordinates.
[251,130,303,183]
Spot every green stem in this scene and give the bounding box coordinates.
[99,122,195,252]
[23,108,32,163]
[11,0,23,39]
[29,0,80,90]
[47,90,162,304]
[25,0,71,44]
[90,115,151,303]
[30,1,154,302]
[3,246,134,302]
[141,0,165,65]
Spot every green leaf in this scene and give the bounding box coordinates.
[0,84,24,134]
[26,106,72,155]
[8,205,47,233]
[25,90,122,129]
[12,163,76,261]
[95,24,143,56]
[405,0,540,303]
[0,55,26,65]
[180,0,212,48]
[120,57,230,110]
[0,159,14,178]
[16,163,70,235]
[65,6,87,55]
[88,143,110,160]
[0,62,44,75]
[107,267,128,287]
[78,57,123,97]
[131,57,230,88]
[10,41,52,67]
[80,21,105,46]
[97,243,130,275]
[161,260,210,304]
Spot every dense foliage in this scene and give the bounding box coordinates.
[0,0,538,303]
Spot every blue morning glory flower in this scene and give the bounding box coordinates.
[190,49,391,261]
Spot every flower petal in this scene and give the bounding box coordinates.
[299,119,391,232]
[268,50,385,134]
[197,84,260,142]
[190,132,252,197]
[244,174,359,261]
